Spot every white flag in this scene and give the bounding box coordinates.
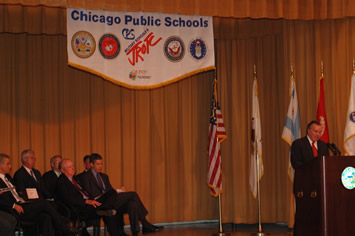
[344,74,355,155]
[250,78,264,199]
[281,76,301,181]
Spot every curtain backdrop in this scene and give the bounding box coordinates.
[1,0,355,20]
[0,17,354,225]
[0,2,354,225]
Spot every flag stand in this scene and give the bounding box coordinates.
[252,66,267,235]
[252,140,267,236]
[212,195,230,236]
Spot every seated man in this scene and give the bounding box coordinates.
[43,155,62,198]
[80,153,163,236]
[14,149,51,200]
[0,153,72,236]
[76,155,91,180]
[56,159,127,236]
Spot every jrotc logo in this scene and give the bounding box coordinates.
[164,36,185,62]
[71,31,96,58]
[99,34,120,59]
[189,39,207,60]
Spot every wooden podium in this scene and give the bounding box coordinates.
[294,156,355,236]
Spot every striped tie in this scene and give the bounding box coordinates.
[3,177,25,203]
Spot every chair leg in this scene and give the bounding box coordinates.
[94,219,101,236]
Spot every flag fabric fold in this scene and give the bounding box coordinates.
[208,81,227,197]
[344,74,355,155]
[250,77,264,199]
[316,76,329,143]
[281,76,301,181]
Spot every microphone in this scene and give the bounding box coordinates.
[331,143,341,156]
[327,143,336,155]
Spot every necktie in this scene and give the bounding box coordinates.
[312,141,318,157]
[96,174,105,193]
[3,177,25,203]
[72,179,89,199]
[30,170,37,182]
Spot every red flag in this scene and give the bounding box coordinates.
[316,76,329,143]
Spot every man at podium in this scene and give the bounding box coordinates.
[291,120,329,236]
[291,120,329,168]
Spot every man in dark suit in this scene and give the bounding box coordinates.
[80,153,163,236]
[76,155,91,180]
[291,120,330,168]
[43,155,62,198]
[56,159,127,236]
[14,149,51,200]
[0,153,72,236]
[291,120,330,236]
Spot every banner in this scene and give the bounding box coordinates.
[67,8,215,89]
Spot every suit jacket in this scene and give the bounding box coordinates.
[76,170,87,182]
[0,174,19,211]
[42,170,59,198]
[291,136,330,169]
[13,166,51,200]
[55,173,119,223]
[79,170,113,198]
[55,174,94,208]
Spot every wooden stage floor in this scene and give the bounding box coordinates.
[94,222,293,236]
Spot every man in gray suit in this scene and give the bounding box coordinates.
[79,153,163,236]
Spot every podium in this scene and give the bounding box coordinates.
[294,156,355,236]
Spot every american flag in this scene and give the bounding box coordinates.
[208,82,227,197]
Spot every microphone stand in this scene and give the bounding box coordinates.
[331,143,341,156]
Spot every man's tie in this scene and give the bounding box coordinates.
[72,179,89,199]
[30,170,37,182]
[312,141,318,157]
[96,174,106,193]
[3,177,25,203]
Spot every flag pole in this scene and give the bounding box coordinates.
[253,65,266,236]
[212,194,230,236]
[211,72,230,236]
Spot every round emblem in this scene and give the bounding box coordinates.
[341,166,355,190]
[189,39,207,60]
[71,31,96,58]
[99,34,120,59]
[164,36,185,62]
[350,112,355,123]
[129,71,137,80]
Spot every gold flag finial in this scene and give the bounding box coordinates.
[353,59,355,74]
[213,71,218,104]
[291,65,294,78]
[253,64,257,78]
[321,61,324,77]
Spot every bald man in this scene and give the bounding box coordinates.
[56,159,126,236]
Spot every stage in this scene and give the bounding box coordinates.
[95,222,293,236]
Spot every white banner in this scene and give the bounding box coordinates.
[67,8,215,89]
